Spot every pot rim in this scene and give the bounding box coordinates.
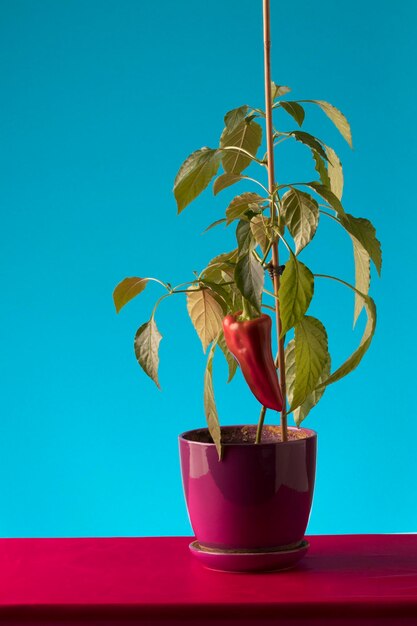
[179,424,317,447]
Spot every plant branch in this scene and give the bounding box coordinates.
[314,273,357,292]
[260,241,273,265]
[263,288,277,299]
[278,182,313,190]
[273,229,292,254]
[262,135,290,160]
[241,176,270,194]
[173,280,235,295]
[172,280,198,292]
[273,137,291,147]
[219,146,265,165]
[319,209,339,221]
[263,0,287,441]
[253,249,263,264]
[151,293,172,318]
[249,107,266,117]
[145,277,172,291]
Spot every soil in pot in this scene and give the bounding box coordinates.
[182,424,310,445]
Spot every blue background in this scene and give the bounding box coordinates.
[0,0,416,537]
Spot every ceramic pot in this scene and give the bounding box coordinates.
[179,425,317,553]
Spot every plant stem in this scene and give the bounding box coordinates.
[255,405,267,444]
[263,0,288,442]
[242,298,252,320]
[255,352,279,444]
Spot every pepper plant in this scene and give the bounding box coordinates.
[113,9,381,458]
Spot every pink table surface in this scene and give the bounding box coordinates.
[0,535,416,625]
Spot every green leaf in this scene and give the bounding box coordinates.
[204,341,222,460]
[134,318,162,389]
[217,331,238,383]
[285,322,331,423]
[226,192,264,225]
[202,249,242,313]
[312,153,331,189]
[213,173,242,195]
[351,240,370,325]
[291,131,328,162]
[203,218,227,233]
[234,253,264,314]
[284,339,296,407]
[280,101,305,126]
[220,119,263,174]
[271,83,291,99]
[224,105,249,132]
[326,146,344,200]
[278,255,314,336]
[186,287,225,353]
[281,189,319,254]
[174,148,221,213]
[202,249,238,283]
[236,219,256,258]
[219,268,244,312]
[308,181,345,216]
[113,277,148,313]
[199,279,231,312]
[250,214,274,254]
[291,316,329,411]
[311,100,353,148]
[340,215,382,275]
[339,214,381,324]
[294,352,331,425]
[206,249,238,267]
[202,250,243,314]
[321,291,376,387]
[222,280,244,313]
[229,285,244,312]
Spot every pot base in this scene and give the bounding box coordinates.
[189,539,309,573]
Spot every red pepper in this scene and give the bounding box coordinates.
[222,313,284,412]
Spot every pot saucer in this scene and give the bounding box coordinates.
[189,539,309,573]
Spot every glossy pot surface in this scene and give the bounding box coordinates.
[179,425,317,551]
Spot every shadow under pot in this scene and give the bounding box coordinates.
[179,425,317,572]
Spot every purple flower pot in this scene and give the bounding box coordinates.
[179,425,317,555]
